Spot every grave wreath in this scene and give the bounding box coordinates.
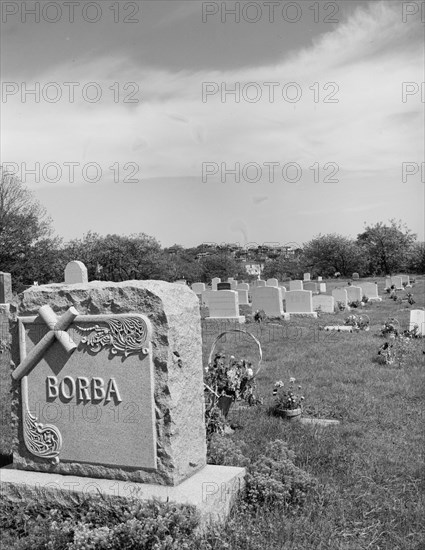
[204,330,263,435]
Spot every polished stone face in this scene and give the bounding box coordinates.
[22,314,157,470]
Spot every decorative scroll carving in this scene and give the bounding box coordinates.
[21,376,62,464]
[23,410,62,463]
[76,317,149,357]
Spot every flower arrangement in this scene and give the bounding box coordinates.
[205,353,260,404]
[362,295,369,303]
[348,300,362,308]
[381,318,400,337]
[268,378,304,417]
[344,314,370,331]
[204,352,262,436]
[254,309,266,323]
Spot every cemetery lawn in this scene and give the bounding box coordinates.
[1,276,424,549]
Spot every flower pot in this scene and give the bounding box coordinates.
[217,395,234,418]
[276,407,302,420]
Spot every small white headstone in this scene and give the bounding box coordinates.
[360,282,381,302]
[317,276,323,282]
[252,286,285,317]
[206,290,244,322]
[201,290,216,307]
[257,280,266,287]
[303,273,311,282]
[352,273,360,280]
[401,275,411,286]
[64,261,88,284]
[211,278,221,291]
[285,290,316,316]
[332,288,348,307]
[319,283,327,293]
[237,289,249,305]
[266,278,279,287]
[390,276,403,290]
[312,295,335,313]
[345,286,362,302]
[289,280,303,291]
[191,282,206,295]
[304,282,318,294]
[237,283,249,291]
[409,310,425,336]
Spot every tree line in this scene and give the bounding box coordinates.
[1,170,424,293]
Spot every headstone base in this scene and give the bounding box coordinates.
[205,316,245,324]
[0,465,245,529]
[367,297,382,302]
[288,312,317,318]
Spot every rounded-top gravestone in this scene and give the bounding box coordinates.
[64,261,88,284]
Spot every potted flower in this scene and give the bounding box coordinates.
[268,378,304,420]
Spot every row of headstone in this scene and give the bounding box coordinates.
[385,275,411,290]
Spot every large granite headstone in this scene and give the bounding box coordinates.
[9,281,208,485]
[2,281,245,523]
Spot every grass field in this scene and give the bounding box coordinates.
[1,276,424,549]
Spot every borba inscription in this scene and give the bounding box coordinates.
[46,376,123,404]
[14,309,157,470]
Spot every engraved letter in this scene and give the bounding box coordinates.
[91,377,105,401]
[60,376,76,400]
[77,377,90,401]
[46,376,58,399]
[105,378,122,404]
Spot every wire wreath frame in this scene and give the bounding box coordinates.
[204,329,263,397]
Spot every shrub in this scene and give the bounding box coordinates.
[245,440,316,509]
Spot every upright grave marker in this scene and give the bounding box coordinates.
[304,282,318,294]
[318,283,327,293]
[409,310,425,336]
[332,289,349,308]
[390,276,403,290]
[217,282,231,291]
[266,278,278,287]
[251,287,287,318]
[0,272,12,304]
[285,290,317,317]
[289,280,303,291]
[191,282,206,295]
[312,295,335,314]
[211,278,221,291]
[64,261,88,284]
[345,286,362,303]
[3,280,245,521]
[352,273,360,280]
[303,273,311,282]
[205,290,245,323]
[359,282,382,302]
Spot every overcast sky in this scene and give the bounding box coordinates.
[1,0,424,248]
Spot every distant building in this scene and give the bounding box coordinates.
[243,262,264,276]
